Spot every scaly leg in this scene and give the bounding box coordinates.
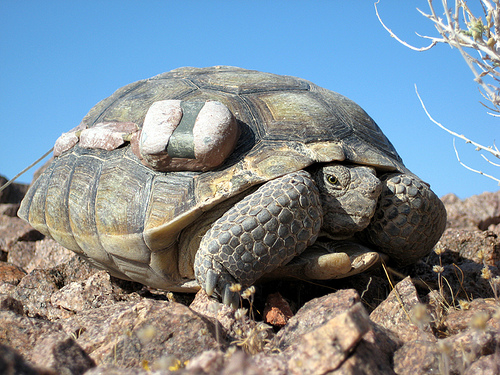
[359,173,447,265]
[194,170,323,306]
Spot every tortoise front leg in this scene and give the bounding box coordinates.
[359,173,447,265]
[193,170,323,306]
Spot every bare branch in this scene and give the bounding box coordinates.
[416,84,500,183]
[453,139,500,184]
[415,85,500,157]
[377,0,500,111]
[481,153,500,166]
[378,1,500,184]
[374,1,437,51]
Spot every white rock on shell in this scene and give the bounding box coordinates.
[193,101,239,169]
[139,99,240,171]
[140,100,183,155]
[53,132,80,157]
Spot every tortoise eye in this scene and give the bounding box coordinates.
[327,175,339,185]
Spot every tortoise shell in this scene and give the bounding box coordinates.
[18,66,409,290]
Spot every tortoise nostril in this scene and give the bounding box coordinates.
[365,179,382,199]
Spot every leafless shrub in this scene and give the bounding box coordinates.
[375,0,500,184]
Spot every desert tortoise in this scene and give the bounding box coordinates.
[18,66,446,305]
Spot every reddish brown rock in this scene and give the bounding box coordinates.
[8,252,141,321]
[2,169,500,374]
[51,254,105,285]
[263,292,293,327]
[332,339,397,375]
[393,318,500,374]
[0,203,22,217]
[5,240,37,270]
[50,270,139,313]
[0,213,42,259]
[0,282,16,295]
[30,331,96,375]
[84,366,149,375]
[408,227,500,302]
[11,268,63,319]
[444,327,499,373]
[184,349,225,373]
[221,350,264,375]
[190,288,234,336]
[0,261,26,285]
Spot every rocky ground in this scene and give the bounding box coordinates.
[1,175,499,375]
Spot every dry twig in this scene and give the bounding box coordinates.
[376,0,500,183]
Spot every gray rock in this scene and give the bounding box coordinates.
[23,238,76,273]
[0,212,42,264]
[59,299,221,368]
[393,340,440,374]
[464,354,500,375]
[270,289,360,350]
[0,176,29,204]
[0,343,54,375]
[254,290,398,375]
[285,302,371,375]
[11,268,64,319]
[0,310,94,374]
[442,191,500,231]
[370,276,435,343]
[0,294,24,314]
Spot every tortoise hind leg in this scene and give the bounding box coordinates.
[359,173,447,266]
[193,170,323,307]
[262,240,383,281]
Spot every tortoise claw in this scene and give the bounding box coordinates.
[205,269,219,296]
[223,285,239,309]
[195,257,239,307]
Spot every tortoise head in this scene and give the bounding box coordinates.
[312,163,382,239]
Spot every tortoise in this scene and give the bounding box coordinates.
[18,66,446,306]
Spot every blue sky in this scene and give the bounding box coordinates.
[1,1,498,199]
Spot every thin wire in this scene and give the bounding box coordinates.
[0,148,53,193]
